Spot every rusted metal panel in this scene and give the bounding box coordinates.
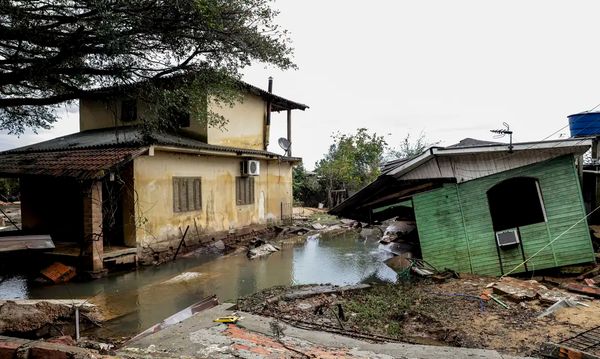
[0,234,54,252]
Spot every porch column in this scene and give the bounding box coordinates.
[83,180,104,275]
[287,109,292,156]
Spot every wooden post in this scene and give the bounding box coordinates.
[593,137,600,224]
[82,180,104,276]
[287,109,292,156]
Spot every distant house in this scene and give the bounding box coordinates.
[330,138,596,276]
[0,78,307,275]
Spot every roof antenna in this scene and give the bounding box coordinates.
[490,122,513,153]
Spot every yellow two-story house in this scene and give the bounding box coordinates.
[0,78,307,275]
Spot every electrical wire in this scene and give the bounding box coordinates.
[500,203,600,279]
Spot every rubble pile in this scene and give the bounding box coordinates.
[238,271,600,357]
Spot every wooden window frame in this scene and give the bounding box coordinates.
[173,177,202,213]
[236,176,255,206]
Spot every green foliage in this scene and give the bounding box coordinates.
[0,178,19,200]
[386,132,439,161]
[292,164,321,206]
[0,0,295,134]
[316,128,388,194]
[342,284,418,337]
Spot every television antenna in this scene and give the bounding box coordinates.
[490,122,513,152]
[278,137,291,156]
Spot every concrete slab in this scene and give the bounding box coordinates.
[121,304,533,359]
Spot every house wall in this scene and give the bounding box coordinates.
[80,91,266,150]
[413,155,595,276]
[207,93,265,150]
[131,151,292,252]
[79,98,209,141]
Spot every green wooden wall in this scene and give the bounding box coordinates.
[413,155,595,276]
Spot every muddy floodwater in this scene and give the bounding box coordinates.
[0,230,397,338]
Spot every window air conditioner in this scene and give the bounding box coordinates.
[495,229,520,247]
[241,160,260,176]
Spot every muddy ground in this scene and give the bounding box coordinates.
[0,300,102,338]
[238,275,600,357]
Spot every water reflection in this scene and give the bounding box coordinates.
[0,230,397,337]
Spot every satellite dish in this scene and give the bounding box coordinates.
[278,137,291,154]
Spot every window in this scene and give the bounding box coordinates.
[236,176,255,205]
[121,99,137,122]
[487,177,547,232]
[173,177,201,212]
[167,106,191,128]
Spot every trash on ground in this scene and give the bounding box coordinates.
[247,243,280,259]
[537,298,582,318]
[40,262,76,283]
[213,315,241,323]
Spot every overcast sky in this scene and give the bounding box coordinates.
[2,1,600,169]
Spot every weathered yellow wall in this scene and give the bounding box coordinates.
[79,98,208,141]
[132,151,292,249]
[208,93,265,150]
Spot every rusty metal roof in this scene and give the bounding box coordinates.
[0,146,145,179]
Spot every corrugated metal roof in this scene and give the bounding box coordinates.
[447,138,503,148]
[5,126,300,160]
[330,137,593,221]
[80,77,308,112]
[0,127,300,179]
[0,147,145,179]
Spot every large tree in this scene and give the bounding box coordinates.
[316,128,388,196]
[0,0,295,134]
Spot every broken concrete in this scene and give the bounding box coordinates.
[121,303,529,359]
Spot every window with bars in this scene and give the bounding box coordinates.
[173,177,202,213]
[236,176,255,205]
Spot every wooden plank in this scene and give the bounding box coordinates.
[0,234,54,252]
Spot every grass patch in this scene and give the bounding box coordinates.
[342,283,419,337]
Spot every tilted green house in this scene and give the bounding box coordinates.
[330,138,596,276]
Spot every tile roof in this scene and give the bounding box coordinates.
[0,147,145,179]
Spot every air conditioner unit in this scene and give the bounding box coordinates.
[495,229,520,247]
[241,160,260,176]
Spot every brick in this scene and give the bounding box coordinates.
[0,336,30,359]
[27,341,95,359]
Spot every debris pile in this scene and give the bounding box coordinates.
[238,273,600,356]
[0,300,101,338]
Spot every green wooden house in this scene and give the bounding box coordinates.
[330,138,596,276]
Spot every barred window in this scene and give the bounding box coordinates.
[173,177,201,212]
[236,176,255,205]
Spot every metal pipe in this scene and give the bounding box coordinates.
[75,306,80,341]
